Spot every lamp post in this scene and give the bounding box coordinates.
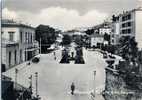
[15,68,18,89]
[35,72,38,98]
[93,71,96,96]
[29,75,32,92]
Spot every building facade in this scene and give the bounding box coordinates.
[2,39,19,71]
[119,8,142,49]
[2,19,39,71]
[90,34,104,47]
[110,21,120,45]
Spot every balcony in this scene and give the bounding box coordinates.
[24,41,39,48]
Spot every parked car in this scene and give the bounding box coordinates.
[32,57,40,63]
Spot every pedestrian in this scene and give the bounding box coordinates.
[54,56,56,60]
[71,52,74,58]
[71,82,75,95]
[53,51,56,60]
[53,51,56,56]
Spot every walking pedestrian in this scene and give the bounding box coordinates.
[53,51,56,60]
[71,82,75,95]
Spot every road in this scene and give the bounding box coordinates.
[3,47,107,100]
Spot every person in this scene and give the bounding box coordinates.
[71,82,75,95]
[53,51,56,60]
[53,51,56,56]
[71,52,74,58]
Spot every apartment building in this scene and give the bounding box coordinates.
[119,7,142,49]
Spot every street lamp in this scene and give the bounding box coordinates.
[93,71,96,96]
[28,75,32,92]
[35,72,38,98]
[15,68,18,89]
[90,71,96,98]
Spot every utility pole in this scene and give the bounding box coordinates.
[35,72,38,98]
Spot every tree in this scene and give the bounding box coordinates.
[118,36,138,60]
[85,29,94,35]
[62,35,71,45]
[35,25,57,53]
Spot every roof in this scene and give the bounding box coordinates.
[117,7,142,17]
[2,19,35,30]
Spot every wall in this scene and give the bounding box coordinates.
[111,22,120,45]
[135,10,142,50]
[99,28,111,35]
[2,27,20,42]
[2,45,19,70]
[91,37,104,47]
[1,47,7,69]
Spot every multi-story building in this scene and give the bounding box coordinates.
[119,7,142,49]
[1,19,39,71]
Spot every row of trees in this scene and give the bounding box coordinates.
[35,25,59,53]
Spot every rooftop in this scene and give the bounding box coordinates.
[2,19,35,29]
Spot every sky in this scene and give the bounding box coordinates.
[2,0,142,30]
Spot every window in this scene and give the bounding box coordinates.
[128,29,131,34]
[121,29,131,34]
[128,14,131,20]
[31,35,32,43]
[9,51,11,66]
[25,32,28,43]
[122,17,125,21]
[20,32,23,43]
[128,22,131,27]
[122,23,125,27]
[15,50,17,64]
[8,32,15,41]
[20,49,22,62]
[122,30,125,34]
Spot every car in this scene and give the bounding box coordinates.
[32,57,40,63]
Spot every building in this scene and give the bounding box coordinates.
[99,27,111,35]
[1,19,39,70]
[93,22,111,35]
[90,34,104,47]
[118,7,142,49]
[110,20,120,45]
[1,38,19,71]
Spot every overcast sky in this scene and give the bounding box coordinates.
[2,0,142,30]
